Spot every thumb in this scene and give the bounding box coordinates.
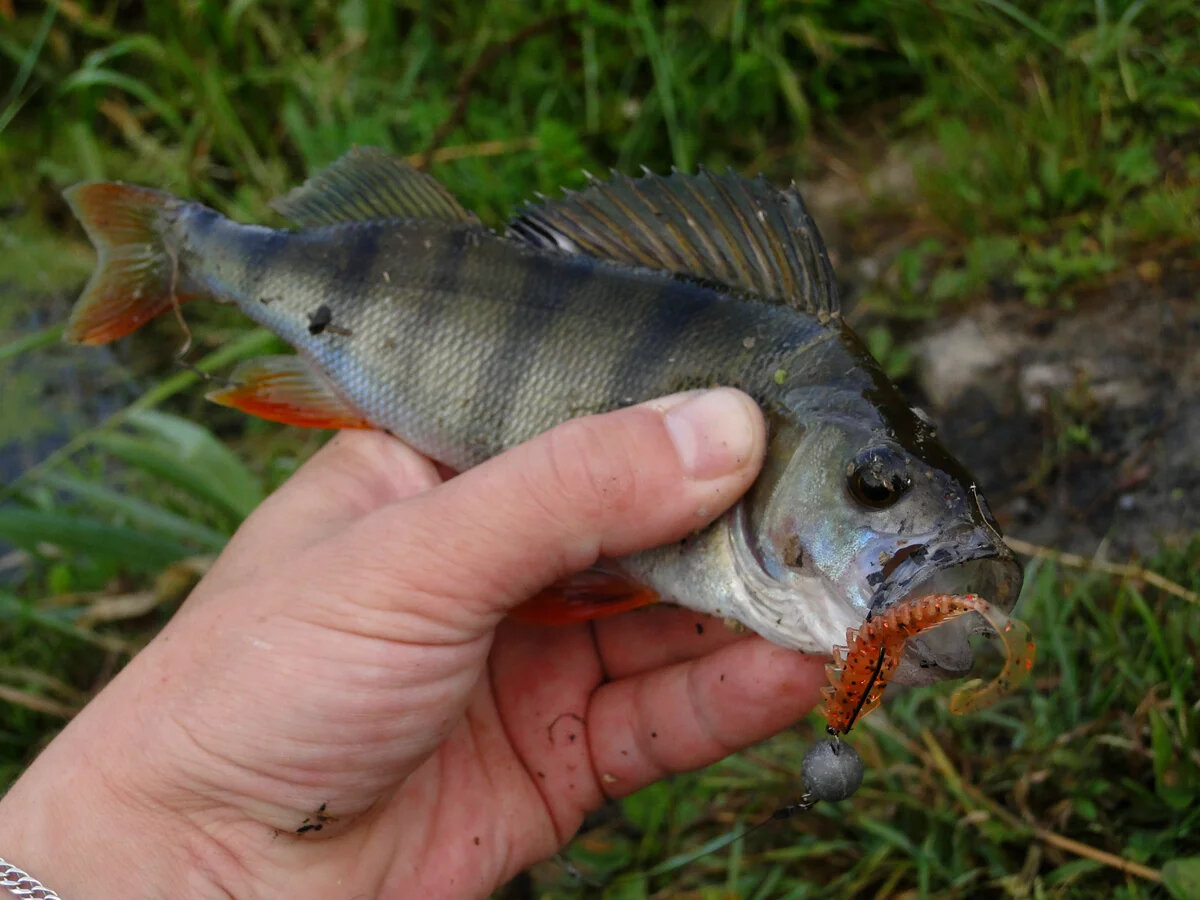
[332,388,765,634]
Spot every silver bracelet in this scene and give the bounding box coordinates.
[0,858,61,900]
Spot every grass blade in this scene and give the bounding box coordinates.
[93,412,263,522]
[31,472,231,550]
[57,68,185,134]
[0,508,192,572]
[0,593,130,652]
[0,0,58,137]
[0,325,63,363]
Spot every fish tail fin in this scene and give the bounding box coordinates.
[62,182,191,345]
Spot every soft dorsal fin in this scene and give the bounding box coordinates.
[272,147,479,228]
[506,168,839,318]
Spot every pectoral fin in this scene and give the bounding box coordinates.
[206,355,370,429]
[511,564,659,625]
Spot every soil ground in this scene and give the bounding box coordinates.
[912,282,1199,559]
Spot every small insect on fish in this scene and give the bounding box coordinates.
[307,304,333,335]
[62,147,1026,690]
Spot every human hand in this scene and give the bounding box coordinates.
[0,389,827,899]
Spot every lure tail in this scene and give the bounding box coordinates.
[63,183,190,344]
[948,611,1036,715]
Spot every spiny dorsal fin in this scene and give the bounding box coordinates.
[272,147,479,228]
[507,168,839,318]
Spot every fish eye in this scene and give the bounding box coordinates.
[846,446,911,510]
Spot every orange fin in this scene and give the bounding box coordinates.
[511,565,659,625]
[206,356,371,429]
[63,183,190,344]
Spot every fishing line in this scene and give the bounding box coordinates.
[702,736,863,857]
[171,355,237,389]
[165,243,193,359]
[716,788,822,847]
[163,263,236,392]
[169,296,193,358]
[589,734,865,889]
[970,482,1005,545]
[837,644,888,736]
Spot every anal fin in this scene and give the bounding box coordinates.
[511,564,659,625]
[206,355,370,430]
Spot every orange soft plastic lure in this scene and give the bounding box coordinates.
[820,593,1036,734]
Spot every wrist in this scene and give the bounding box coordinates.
[0,714,233,899]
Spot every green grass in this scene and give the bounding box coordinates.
[2,1,1199,896]
[3,1,1197,300]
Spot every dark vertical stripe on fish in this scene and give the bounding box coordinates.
[611,279,717,402]
[335,223,382,307]
[399,226,471,405]
[422,226,470,305]
[244,227,290,297]
[186,205,219,238]
[467,252,594,455]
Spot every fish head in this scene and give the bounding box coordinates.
[731,380,1022,685]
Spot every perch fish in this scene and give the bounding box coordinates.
[63,148,1023,685]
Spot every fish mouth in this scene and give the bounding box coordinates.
[870,532,1023,686]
